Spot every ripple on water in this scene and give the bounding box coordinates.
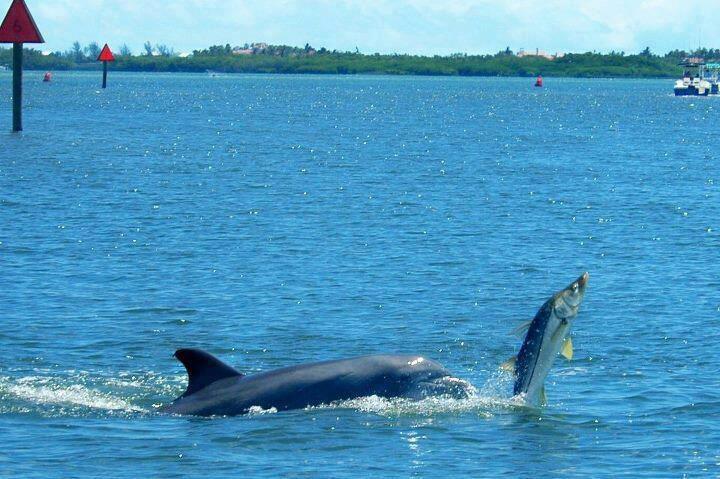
[120,307,199,315]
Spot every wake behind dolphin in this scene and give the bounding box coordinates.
[160,273,589,416]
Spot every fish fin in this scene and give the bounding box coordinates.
[561,337,573,360]
[539,385,547,405]
[174,349,244,397]
[500,355,517,373]
[510,320,533,337]
[550,322,567,343]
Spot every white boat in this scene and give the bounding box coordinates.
[674,60,720,96]
[674,76,712,96]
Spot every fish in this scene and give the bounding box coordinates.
[502,272,589,405]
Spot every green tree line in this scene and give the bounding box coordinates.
[1,42,715,78]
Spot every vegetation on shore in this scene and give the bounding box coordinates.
[1,42,717,78]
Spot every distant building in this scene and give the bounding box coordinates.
[517,48,565,60]
[252,42,268,54]
[232,42,268,55]
[177,52,192,58]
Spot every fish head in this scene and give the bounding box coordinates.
[551,271,589,321]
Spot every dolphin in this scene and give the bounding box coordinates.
[160,273,589,416]
[159,351,470,416]
[503,272,589,405]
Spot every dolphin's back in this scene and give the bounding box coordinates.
[161,351,451,416]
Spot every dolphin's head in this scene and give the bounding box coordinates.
[511,272,589,405]
[551,272,589,320]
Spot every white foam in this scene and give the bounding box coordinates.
[298,371,521,417]
[320,393,511,417]
[247,405,278,415]
[2,376,145,413]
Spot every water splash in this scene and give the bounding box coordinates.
[327,393,509,418]
[311,373,518,418]
[0,372,176,416]
[2,377,143,412]
[247,405,279,416]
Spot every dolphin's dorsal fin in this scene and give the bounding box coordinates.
[174,349,243,397]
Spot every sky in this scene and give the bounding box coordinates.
[13,0,720,56]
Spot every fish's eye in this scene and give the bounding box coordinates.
[572,283,578,291]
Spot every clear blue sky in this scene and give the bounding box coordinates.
[17,0,720,55]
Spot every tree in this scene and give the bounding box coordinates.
[156,44,173,57]
[71,41,84,62]
[639,46,652,57]
[119,44,132,56]
[144,41,154,56]
[84,42,101,60]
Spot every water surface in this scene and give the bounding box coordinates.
[0,72,718,477]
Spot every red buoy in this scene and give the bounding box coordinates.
[535,75,543,87]
[43,71,51,82]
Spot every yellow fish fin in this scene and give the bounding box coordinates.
[561,337,573,360]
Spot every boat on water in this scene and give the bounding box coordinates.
[706,63,720,94]
[674,74,711,96]
[43,72,52,82]
[674,60,720,96]
[535,75,543,87]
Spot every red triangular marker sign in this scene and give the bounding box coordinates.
[97,43,115,62]
[0,0,44,43]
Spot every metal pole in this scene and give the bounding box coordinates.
[12,42,23,132]
[102,61,107,88]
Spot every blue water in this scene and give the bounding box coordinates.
[1,72,718,477]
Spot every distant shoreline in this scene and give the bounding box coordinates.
[2,68,679,81]
[0,45,695,79]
